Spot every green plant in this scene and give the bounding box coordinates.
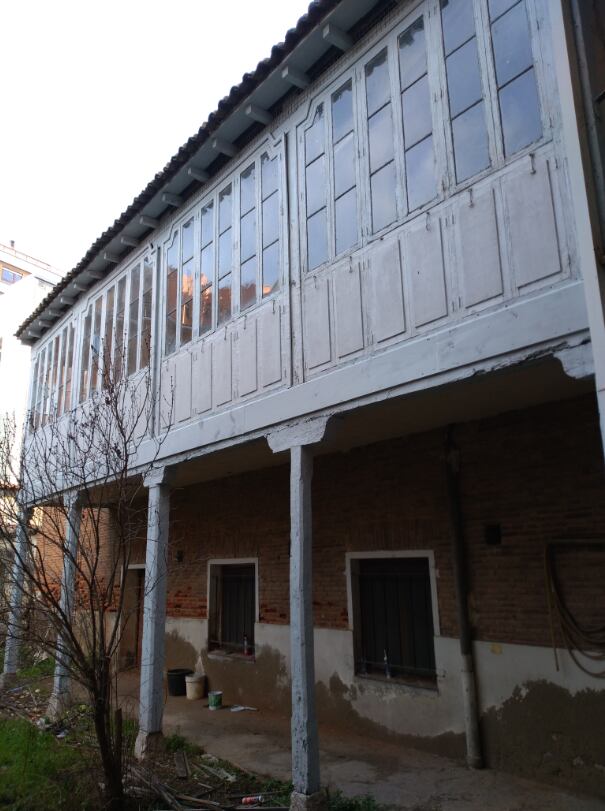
[326,789,386,811]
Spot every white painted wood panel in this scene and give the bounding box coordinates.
[503,157,561,289]
[303,276,331,371]
[456,188,503,308]
[334,261,364,359]
[192,344,212,415]
[260,305,282,388]
[174,350,192,423]
[238,319,258,398]
[213,333,233,407]
[406,217,448,328]
[366,239,406,343]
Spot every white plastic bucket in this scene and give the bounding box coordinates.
[185,674,206,700]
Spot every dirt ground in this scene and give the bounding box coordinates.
[118,671,605,811]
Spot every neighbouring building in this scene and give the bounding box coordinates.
[5,0,605,806]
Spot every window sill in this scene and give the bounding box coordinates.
[354,672,438,694]
[207,649,256,664]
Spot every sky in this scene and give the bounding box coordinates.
[1,0,310,274]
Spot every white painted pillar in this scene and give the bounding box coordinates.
[0,508,33,686]
[48,491,82,718]
[268,419,328,811]
[134,466,171,759]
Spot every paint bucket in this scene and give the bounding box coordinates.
[185,674,206,700]
[208,690,223,710]
[167,668,193,697]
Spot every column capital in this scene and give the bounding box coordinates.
[267,416,329,454]
[143,465,173,489]
[63,490,82,511]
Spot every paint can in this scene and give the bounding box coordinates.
[185,674,206,700]
[208,690,223,710]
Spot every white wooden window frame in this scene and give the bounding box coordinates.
[161,140,283,358]
[298,0,551,271]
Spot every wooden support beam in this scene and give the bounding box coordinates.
[139,215,159,229]
[187,166,209,183]
[71,282,89,293]
[161,192,182,208]
[120,235,139,248]
[281,65,310,89]
[322,22,353,51]
[211,137,237,157]
[245,103,272,126]
[85,268,104,280]
[59,295,75,306]
[103,251,120,264]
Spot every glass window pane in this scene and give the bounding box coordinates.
[305,104,324,165]
[261,153,278,199]
[332,80,353,143]
[240,209,256,262]
[240,256,257,310]
[368,104,394,174]
[371,161,397,232]
[492,2,533,87]
[365,50,391,117]
[306,156,326,216]
[402,75,432,147]
[488,0,518,21]
[167,233,178,276]
[334,133,356,197]
[307,208,328,270]
[262,192,279,249]
[166,270,177,313]
[446,38,483,117]
[200,285,213,334]
[499,68,542,155]
[452,101,490,181]
[180,299,193,345]
[201,203,214,247]
[182,218,194,262]
[406,136,437,211]
[441,0,475,55]
[335,188,357,255]
[165,311,177,354]
[218,274,231,324]
[240,164,255,214]
[398,17,426,88]
[262,241,279,297]
[182,258,194,303]
[218,228,232,278]
[201,244,214,288]
[219,185,232,233]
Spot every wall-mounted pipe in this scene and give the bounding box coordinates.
[445,426,483,769]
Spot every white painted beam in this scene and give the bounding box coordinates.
[245,103,272,126]
[72,282,89,292]
[187,166,209,183]
[212,137,237,158]
[0,509,34,686]
[281,65,310,89]
[322,22,353,51]
[135,467,171,759]
[103,251,120,264]
[161,192,182,208]
[85,268,104,280]
[59,295,75,306]
[120,235,139,248]
[47,493,81,719]
[139,215,159,229]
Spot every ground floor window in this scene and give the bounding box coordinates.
[351,556,436,685]
[208,562,256,655]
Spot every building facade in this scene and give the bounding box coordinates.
[7,0,605,804]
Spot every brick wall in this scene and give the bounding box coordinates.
[152,393,605,648]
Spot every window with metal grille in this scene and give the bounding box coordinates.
[352,556,436,685]
[208,563,256,656]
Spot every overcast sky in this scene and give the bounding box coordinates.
[1,0,310,274]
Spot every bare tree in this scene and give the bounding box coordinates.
[0,355,172,811]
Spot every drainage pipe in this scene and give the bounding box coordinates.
[445,426,483,769]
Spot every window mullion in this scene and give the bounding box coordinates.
[475,0,504,164]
